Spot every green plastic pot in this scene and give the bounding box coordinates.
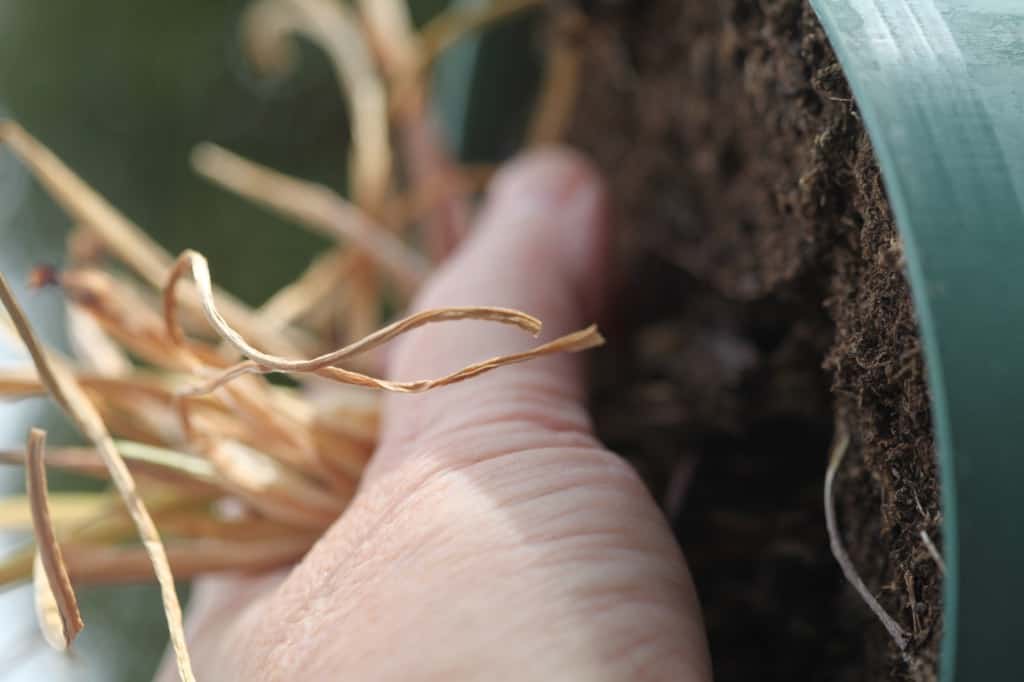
[808,1,1024,679]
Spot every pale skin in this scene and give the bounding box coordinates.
[158,149,712,681]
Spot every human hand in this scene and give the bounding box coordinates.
[157,150,711,681]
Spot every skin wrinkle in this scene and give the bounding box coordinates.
[402,420,602,475]
[249,485,519,678]
[360,489,630,675]
[379,376,593,457]
[467,448,650,519]
[234,462,443,676]
[373,383,602,485]
[248,444,657,680]
[241,439,647,676]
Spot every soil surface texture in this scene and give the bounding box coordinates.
[568,2,944,680]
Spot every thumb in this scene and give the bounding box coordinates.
[369,148,610,480]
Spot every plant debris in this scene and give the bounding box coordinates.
[0,1,591,679]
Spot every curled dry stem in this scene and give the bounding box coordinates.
[165,248,602,397]
[25,428,84,650]
[166,249,538,371]
[313,324,603,392]
[825,420,909,651]
[242,0,391,212]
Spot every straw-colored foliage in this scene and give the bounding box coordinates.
[0,1,587,680]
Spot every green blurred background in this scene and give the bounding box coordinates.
[0,1,541,679]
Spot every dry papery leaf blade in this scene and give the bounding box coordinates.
[0,273,196,682]
[25,428,84,651]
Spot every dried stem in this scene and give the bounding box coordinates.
[256,251,355,331]
[0,120,302,357]
[58,268,228,371]
[25,428,84,650]
[65,303,133,376]
[206,439,348,528]
[527,10,584,147]
[2,441,220,491]
[191,143,428,290]
[188,323,603,396]
[0,273,196,682]
[920,529,946,575]
[0,122,169,294]
[64,535,313,585]
[825,420,909,650]
[1,493,199,586]
[357,0,421,79]
[313,324,603,392]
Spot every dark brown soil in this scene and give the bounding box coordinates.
[568,1,943,680]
